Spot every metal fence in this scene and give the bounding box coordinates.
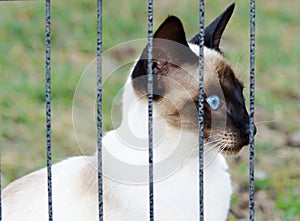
[0,0,256,220]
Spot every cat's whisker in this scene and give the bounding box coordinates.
[255,119,277,126]
[218,141,230,153]
[204,142,227,167]
[205,139,223,146]
[205,135,223,141]
[233,49,248,78]
[206,134,223,139]
[204,148,218,157]
[205,141,223,157]
[205,140,223,150]
[205,152,219,162]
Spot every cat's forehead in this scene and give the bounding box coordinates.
[188,43,243,90]
[189,43,230,75]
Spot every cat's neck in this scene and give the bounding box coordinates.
[122,76,198,156]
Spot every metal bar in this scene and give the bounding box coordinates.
[97,0,104,220]
[198,0,205,221]
[147,0,154,220]
[45,0,53,220]
[249,0,256,220]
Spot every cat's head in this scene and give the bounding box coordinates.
[131,3,256,155]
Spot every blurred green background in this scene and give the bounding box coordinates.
[0,0,299,220]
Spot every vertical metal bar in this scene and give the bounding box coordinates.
[97,0,104,220]
[198,1,205,221]
[249,0,256,220]
[45,0,53,220]
[147,0,154,220]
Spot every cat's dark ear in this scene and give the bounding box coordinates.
[132,16,189,80]
[153,16,189,47]
[189,3,235,51]
[131,16,197,100]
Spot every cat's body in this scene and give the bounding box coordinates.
[3,3,255,221]
[3,124,231,221]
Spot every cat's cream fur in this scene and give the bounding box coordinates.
[2,46,232,221]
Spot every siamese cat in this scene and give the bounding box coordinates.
[2,3,256,221]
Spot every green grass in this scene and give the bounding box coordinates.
[1,0,300,220]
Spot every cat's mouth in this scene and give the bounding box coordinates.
[219,136,251,155]
[206,134,250,155]
[209,127,256,155]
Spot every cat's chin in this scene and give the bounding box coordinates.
[220,146,245,155]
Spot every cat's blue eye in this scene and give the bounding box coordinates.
[206,95,220,110]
